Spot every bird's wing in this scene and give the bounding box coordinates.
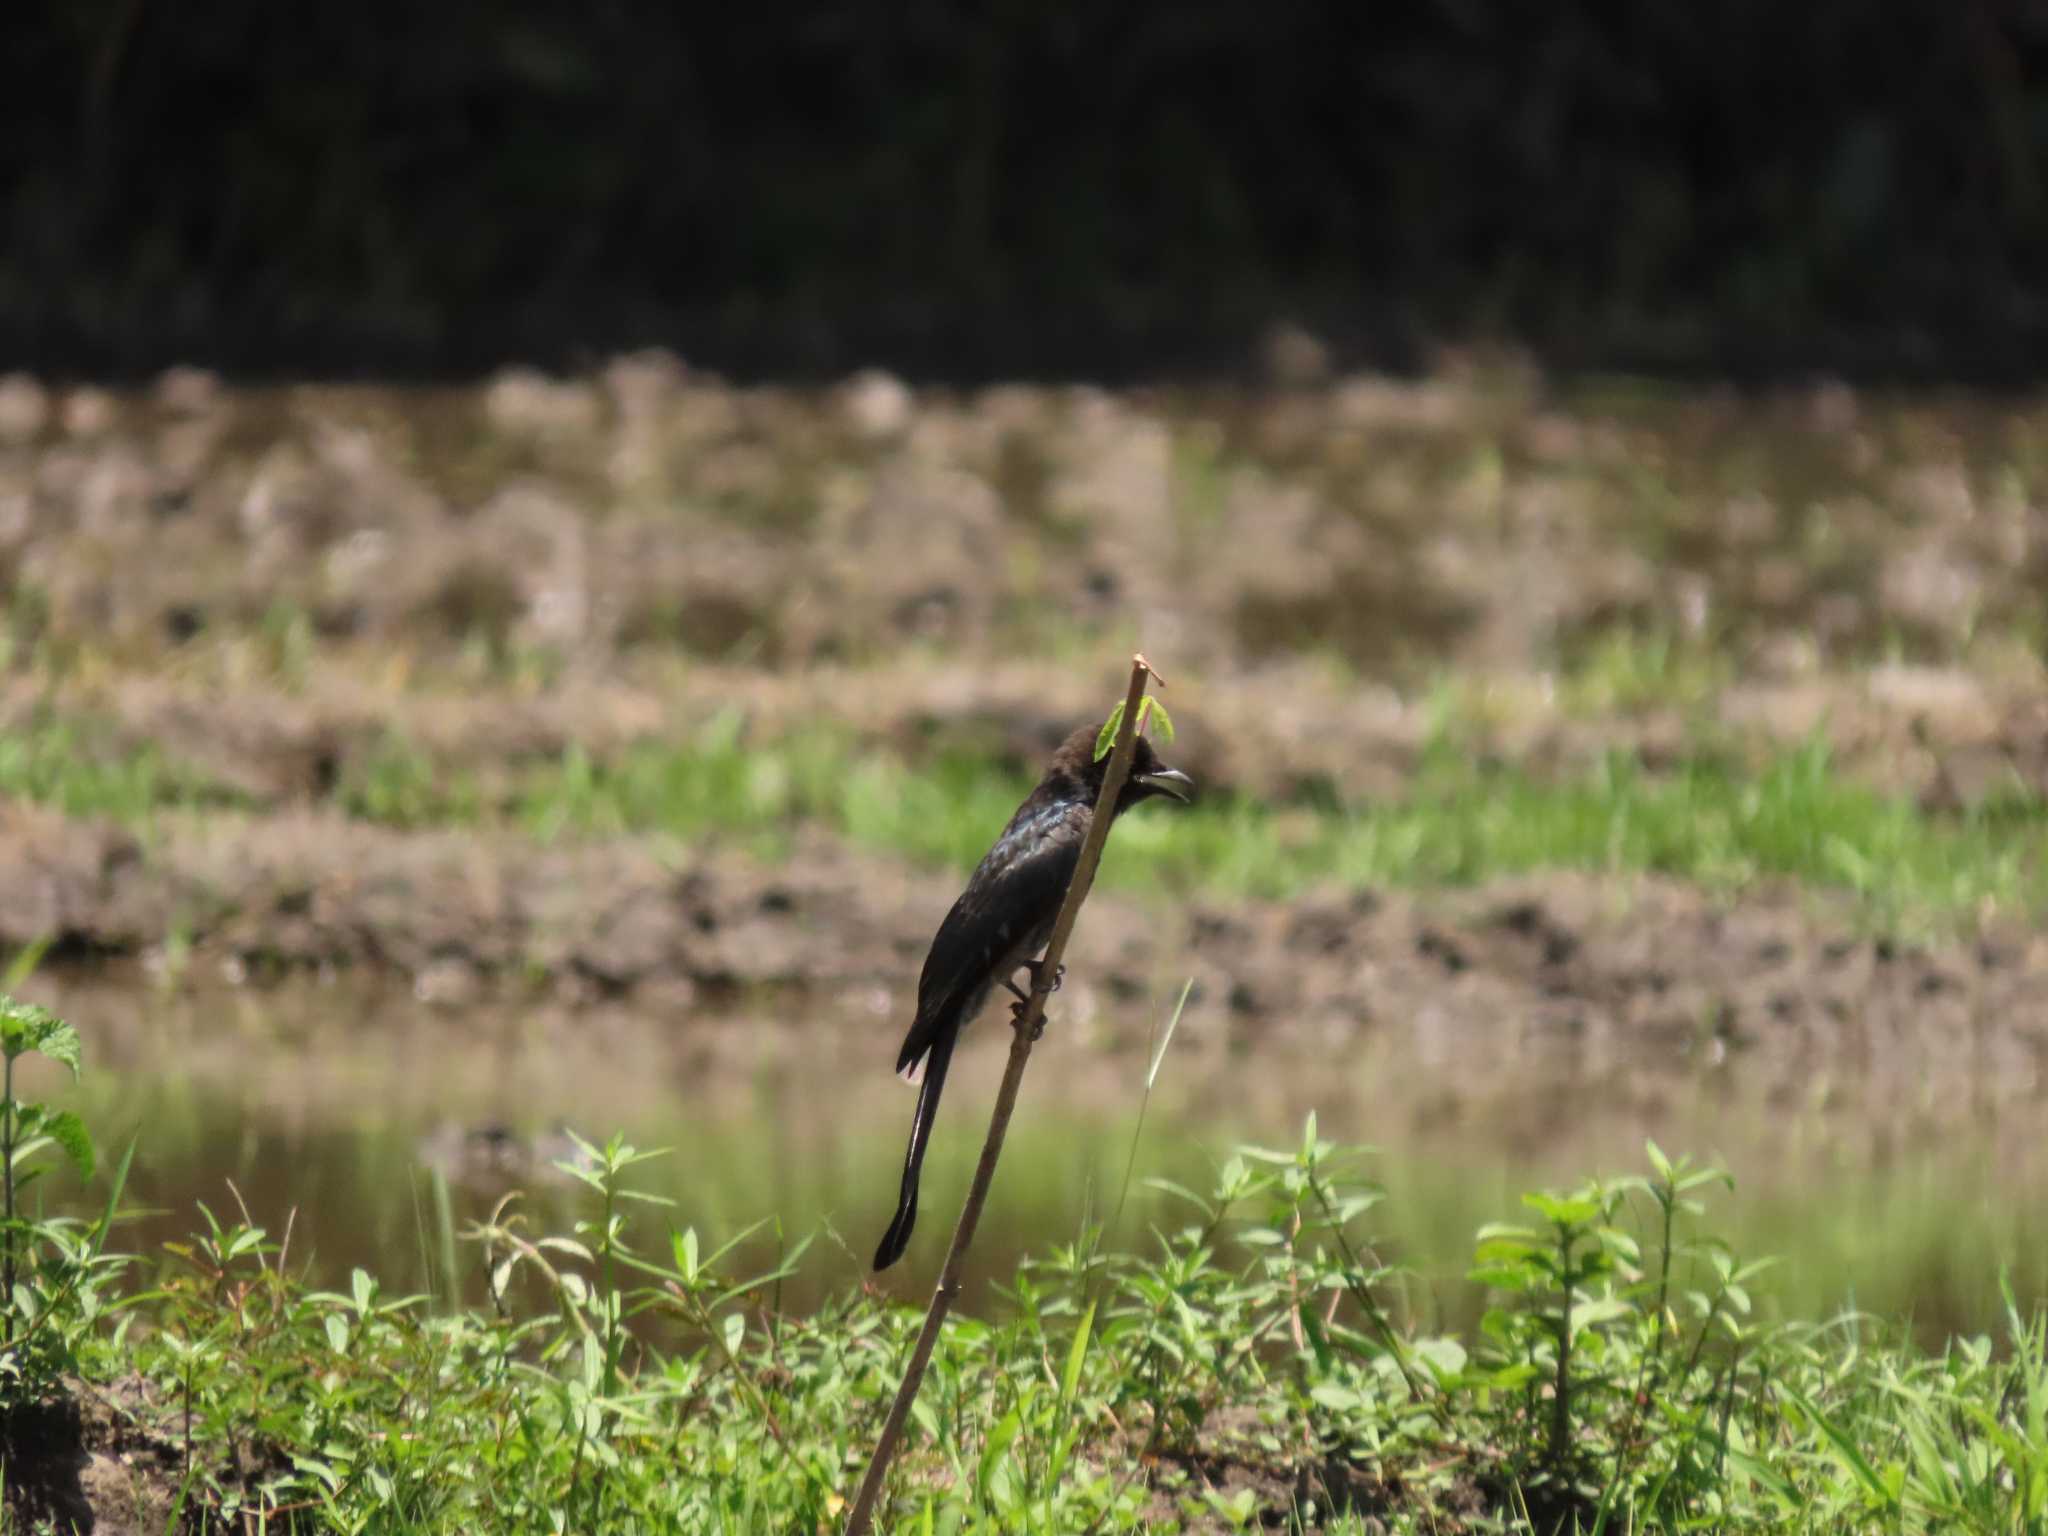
[895,800,1083,1075]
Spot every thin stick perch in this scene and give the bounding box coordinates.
[841,655,1161,1536]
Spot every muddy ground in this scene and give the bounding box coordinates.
[6,793,2045,1137]
[4,361,2048,803]
[3,361,2048,1125]
[5,362,2047,678]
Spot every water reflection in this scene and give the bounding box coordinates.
[12,970,2048,1342]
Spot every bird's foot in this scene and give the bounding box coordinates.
[1009,996,1047,1041]
[1022,958,1065,996]
[1008,959,1063,1040]
[1004,960,1064,1006]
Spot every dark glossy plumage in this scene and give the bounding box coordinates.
[873,725,1191,1270]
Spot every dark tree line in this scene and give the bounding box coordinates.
[7,0,2046,381]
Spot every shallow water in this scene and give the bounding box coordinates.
[14,970,2048,1343]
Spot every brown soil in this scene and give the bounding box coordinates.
[4,366,2046,678]
[3,368,2047,856]
[4,1377,186,1536]
[3,797,2042,1131]
[0,368,2042,1202]
[0,1371,304,1536]
[3,367,2047,794]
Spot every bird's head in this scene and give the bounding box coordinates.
[1048,724,1195,814]
[1120,732,1195,811]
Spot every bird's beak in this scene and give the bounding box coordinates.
[1135,767,1195,803]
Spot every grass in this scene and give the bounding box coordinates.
[14,708,2048,925]
[1551,628,1732,718]
[0,714,246,823]
[5,991,2048,1534]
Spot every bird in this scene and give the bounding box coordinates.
[873,723,1193,1270]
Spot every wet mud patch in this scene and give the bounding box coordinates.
[2,800,2043,1127]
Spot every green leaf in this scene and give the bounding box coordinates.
[0,998,81,1079]
[1096,692,1174,761]
[1211,1487,1256,1526]
[1522,1191,1601,1227]
[1472,1234,1543,1264]
[40,1109,92,1180]
[1645,1139,1672,1182]
[1139,696,1175,745]
[1569,1296,1633,1337]
[1059,1300,1096,1411]
[977,1407,1025,1502]
[1140,1176,1209,1209]
[1094,704,1126,761]
[1300,1302,1333,1371]
[1411,1336,1468,1380]
[1469,1263,1543,1290]
[1596,1227,1642,1262]
[293,1455,341,1494]
[1725,1448,1801,1506]
[1473,1221,1540,1244]
[1783,1382,1899,1512]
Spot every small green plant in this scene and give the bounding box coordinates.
[0,998,90,1306]
[1471,1179,1637,1501]
[1457,1147,1781,1531]
[0,994,127,1405]
[464,1130,823,1530]
[0,1000,2033,1532]
[1095,694,1174,759]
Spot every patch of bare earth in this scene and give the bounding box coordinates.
[1,1374,230,1536]
[1,365,2044,724]
[1,801,2042,1136]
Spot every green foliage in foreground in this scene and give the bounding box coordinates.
[3,998,2047,1532]
[9,708,2048,924]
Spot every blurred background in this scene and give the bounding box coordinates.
[3,2,2048,1337]
[9,1,2047,381]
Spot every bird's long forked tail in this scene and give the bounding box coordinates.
[873,1027,957,1270]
